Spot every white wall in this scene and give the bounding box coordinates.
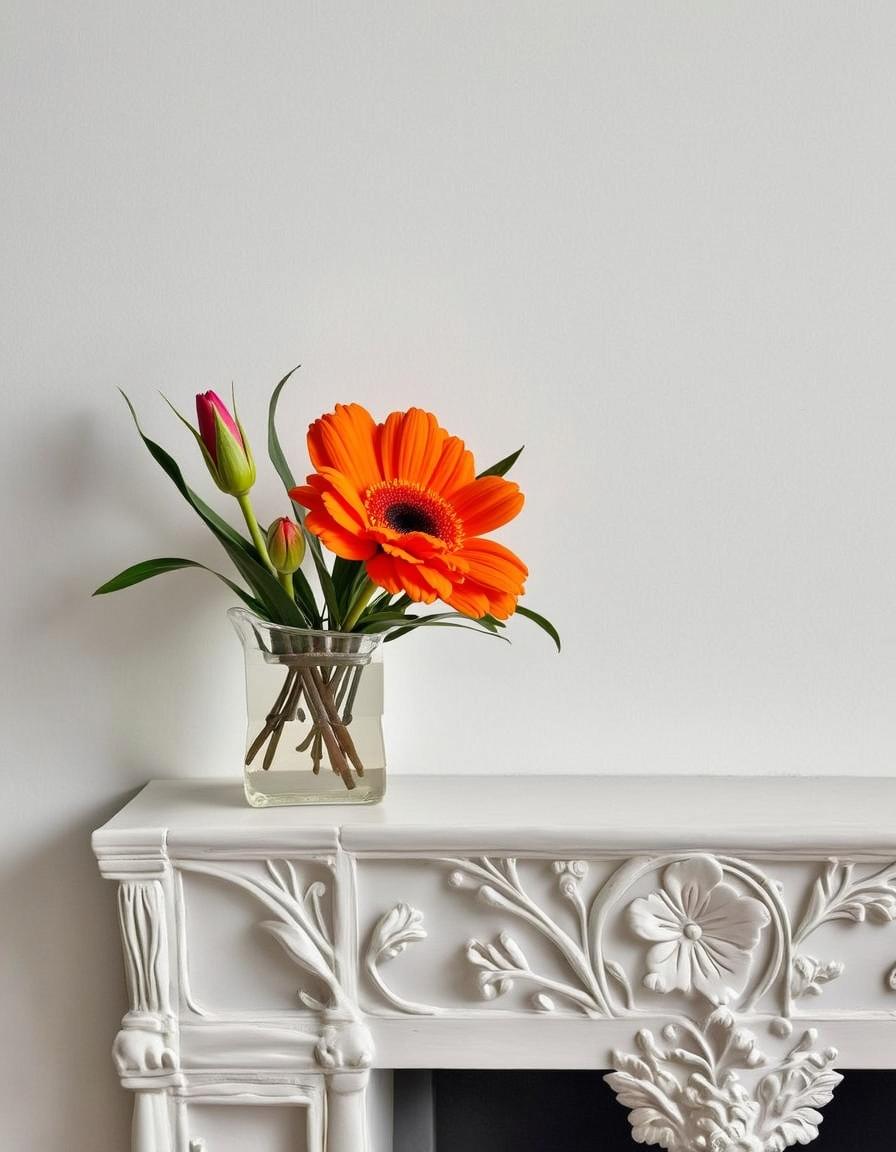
[3,2,896,1145]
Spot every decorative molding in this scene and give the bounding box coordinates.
[365,904,438,1015]
[606,1011,842,1151]
[118,881,171,1019]
[444,856,610,1015]
[786,858,896,1005]
[628,856,770,1003]
[176,858,352,1017]
[314,1019,374,1071]
[114,880,181,1090]
[790,955,843,1000]
[794,859,896,940]
[95,779,896,1152]
[113,1017,180,1087]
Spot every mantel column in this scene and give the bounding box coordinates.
[98,844,180,1152]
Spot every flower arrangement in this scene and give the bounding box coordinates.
[96,367,559,798]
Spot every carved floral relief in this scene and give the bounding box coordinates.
[628,855,770,1003]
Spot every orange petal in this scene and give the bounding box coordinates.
[450,476,524,536]
[376,408,447,487]
[443,583,491,619]
[321,490,365,534]
[456,537,528,593]
[304,509,377,560]
[427,434,475,497]
[289,484,319,511]
[315,467,369,518]
[366,552,439,604]
[307,403,382,492]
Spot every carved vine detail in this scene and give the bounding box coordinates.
[177,858,348,1014]
[365,904,436,1015]
[789,858,896,1001]
[606,1010,842,1151]
[444,856,610,1015]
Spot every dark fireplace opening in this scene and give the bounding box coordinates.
[393,1069,894,1151]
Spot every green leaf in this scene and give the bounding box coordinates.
[384,620,510,644]
[514,604,561,652]
[361,611,510,642]
[267,367,338,627]
[93,557,266,615]
[477,445,524,479]
[267,364,303,512]
[120,391,254,556]
[291,567,323,629]
[119,391,307,627]
[332,556,365,617]
[214,532,307,626]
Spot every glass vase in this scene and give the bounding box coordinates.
[229,608,386,807]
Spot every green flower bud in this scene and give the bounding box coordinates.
[266,517,305,574]
[195,390,256,496]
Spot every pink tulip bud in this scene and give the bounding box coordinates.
[196,391,242,462]
[266,517,305,574]
[193,390,255,495]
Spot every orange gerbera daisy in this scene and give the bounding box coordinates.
[290,404,527,619]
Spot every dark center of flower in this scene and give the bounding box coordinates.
[365,480,464,549]
[384,501,438,535]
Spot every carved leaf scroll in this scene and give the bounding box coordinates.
[176,858,352,1016]
[445,856,609,1016]
[606,1011,842,1151]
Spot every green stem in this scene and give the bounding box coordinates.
[237,492,277,576]
[342,577,377,632]
[278,571,295,599]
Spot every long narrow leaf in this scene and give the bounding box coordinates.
[120,391,306,626]
[384,620,510,643]
[120,391,255,555]
[362,611,509,639]
[214,532,307,626]
[292,567,323,629]
[267,365,303,514]
[266,368,339,626]
[477,445,524,479]
[515,604,561,651]
[93,557,266,614]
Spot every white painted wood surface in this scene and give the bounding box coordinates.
[94,776,896,1150]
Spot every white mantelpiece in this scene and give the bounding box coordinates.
[93,775,896,1151]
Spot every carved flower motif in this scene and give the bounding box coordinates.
[628,856,770,1003]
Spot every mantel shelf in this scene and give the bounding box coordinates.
[95,773,896,854]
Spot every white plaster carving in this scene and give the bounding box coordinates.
[790,955,844,1000]
[113,1021,178,1080]
[176,858,351,1015]
[606,1010,842,1151]
[95,778,896,1152]
[314,1019,374,1071]
[786,858,896,1004]
[114,879,182,1095]
[365,904,438,1015]
[118,881,172,1018]
[445,856,610,1015]
[628,855,770,1003]
[795,859,896,938]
